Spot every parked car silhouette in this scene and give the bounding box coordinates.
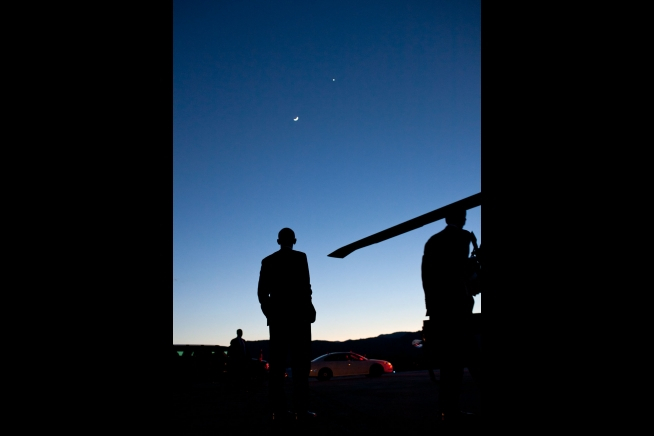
[172,344,269,383]
[310,352,393,381]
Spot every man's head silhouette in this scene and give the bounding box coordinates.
[237,329,243,337]
[445,208,466,228]
[277,228,296,248]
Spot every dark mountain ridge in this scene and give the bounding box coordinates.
[246,330,425,372]
[245,314,481,371]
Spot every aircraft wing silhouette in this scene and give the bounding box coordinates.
[327,192,481,258]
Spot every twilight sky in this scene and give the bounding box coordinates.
[173,0,481,346]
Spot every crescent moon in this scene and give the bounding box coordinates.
[293,117,299,121]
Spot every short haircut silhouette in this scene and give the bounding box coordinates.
[278,227,295,242]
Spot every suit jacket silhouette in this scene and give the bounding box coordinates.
[421,225,473,318]
[257,247,316,326]
[229,336,249,361]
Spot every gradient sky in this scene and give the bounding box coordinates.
[173,0,481,346]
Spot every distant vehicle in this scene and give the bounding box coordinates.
[172,344,269,383]
[310,352,393,381]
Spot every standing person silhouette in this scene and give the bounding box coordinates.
[229,329,249,390]
[422,208,481,423]
[257,228,317,421]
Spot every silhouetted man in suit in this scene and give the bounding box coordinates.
[258,228,317,421]
[229,329,249,390]
[422,208,481,422]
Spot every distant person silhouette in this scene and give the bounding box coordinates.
[258,228,317,421]
[229,329,250,390]
[422,208,481,422]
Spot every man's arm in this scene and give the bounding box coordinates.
[302,252,312,296]
[229,338,237,356]
[302,253,316,323]
[257,260,270,318]
[421,236,439,314]
[244,340,251,358]
[421,253,433,315]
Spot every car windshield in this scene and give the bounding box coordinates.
[312,352,370,362]
[311,354,330,362]
[350,353,368,361]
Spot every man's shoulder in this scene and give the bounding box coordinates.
[424,227,470,248]
[458,228,472,241]
[435,226,470,236]
[263,249,306,260]
[425,228,448,244]
[262,251,283,262]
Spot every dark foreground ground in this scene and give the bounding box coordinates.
[172,370,481,434]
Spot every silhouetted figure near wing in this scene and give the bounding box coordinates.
[229,329,250,391]
[258,228,317,422]
[422,208,482,423]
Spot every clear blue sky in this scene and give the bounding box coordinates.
[173,0,481,346]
